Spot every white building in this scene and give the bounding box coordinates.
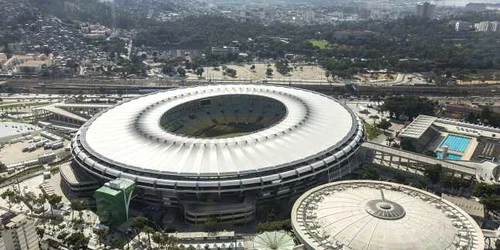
[304,10,315,23]
[475,21,499,32]
[455,21,472,32]
[70,84,364,224]
[0,213,40,250]
[292,180,484,250]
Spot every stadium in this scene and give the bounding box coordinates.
[69,84,364,223]
[292,180,484,250]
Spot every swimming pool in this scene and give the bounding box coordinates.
[436,152,462,160]
[439,135,471,153]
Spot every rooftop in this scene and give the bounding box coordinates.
[19,60,47,67]
[398,115,436,139]
[95,186,121,196]
[60,162,98,185]
[81,84,360,176]
[292,180,484,250]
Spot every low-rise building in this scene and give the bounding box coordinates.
[0,212,40,250]
[211,46,239,56]
[16,61,48,75]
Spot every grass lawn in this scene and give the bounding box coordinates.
[364,121,382,141]
[200,123,266,138]
[309,39,331,49]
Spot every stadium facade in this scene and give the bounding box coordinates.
[69,84,365,224]
[292,180,484,250]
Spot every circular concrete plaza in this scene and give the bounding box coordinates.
[71,84,363,199]
[291,180,484,250]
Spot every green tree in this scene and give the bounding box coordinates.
[204,217,217,232]
[473,183,497,197]
[256,219,292,232]
[362,165,379,180]
[381,96,435,120]
[376,119,391,131]
[177,68,186,77]
[424,164,442,184]
[111,238,126,249]
[196,68,204,77]
[64,232,89,249]
[47,194,62,216]
[266,68,273,77]
[130,216,153,248]
[1,189,20,211]
[95,228,109,246]
[152,232,164,249]
[36,227,45,239]
[70,199,89,223]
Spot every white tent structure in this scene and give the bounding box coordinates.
[253,231,295,250]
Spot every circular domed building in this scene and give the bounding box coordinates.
[291,180,484,250]
[70,84,364,223]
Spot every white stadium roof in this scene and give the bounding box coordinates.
[291,180,484,250]
[80,84,358,177]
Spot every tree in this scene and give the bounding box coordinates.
[381,96,435,121]
[64,232,89,249]
[369,115,380,125]
[177,67,186,77]
[111,238,126,249]
[47,194,62,216]
[325,71,330,80]
[36,227,45,239]
[250,64,256,71]
[70,199,89,223]
[162,64,176,77]
[1,189,20,211]
[196,68,204,77]
[204,217,217,232]
[225,68,237,78]
[0,161,6,172]
[362,165,379,180]
[376,119,391,131]
[495,238,500,250]
[34,193,47,210]
[266,68,273,77]
[95,228,109,246]
[152,233,164,249]
[130,216,153,248]
[473,183,497,198]
[145,226,154,249]
[256,219,292,232]
[424,164,442,184]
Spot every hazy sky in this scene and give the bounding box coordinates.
[439,0,500,6]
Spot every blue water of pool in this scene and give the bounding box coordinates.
[436,151,462,160]
[439,135,471,153]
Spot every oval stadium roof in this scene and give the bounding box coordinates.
[80,84,358,177]
[291,180,484,250]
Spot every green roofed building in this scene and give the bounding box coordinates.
[94,178,135,227]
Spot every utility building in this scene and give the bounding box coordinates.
[94,178,135,227]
